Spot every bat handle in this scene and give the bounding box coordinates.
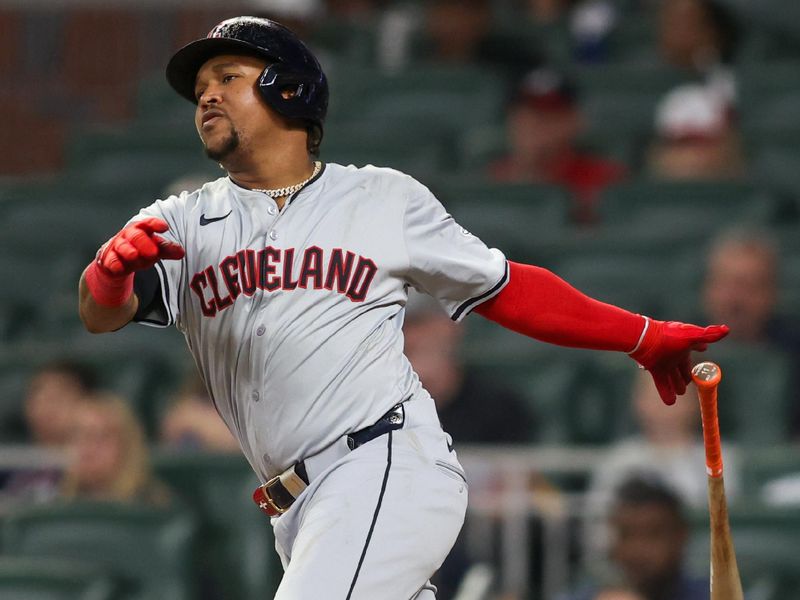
[690,360,724,479]
[698,385,723,477]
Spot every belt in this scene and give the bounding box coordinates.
[253,403,406,517]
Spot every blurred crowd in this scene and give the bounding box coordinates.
[1,0,800,599]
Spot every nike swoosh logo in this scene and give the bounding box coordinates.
[200,210,232,226]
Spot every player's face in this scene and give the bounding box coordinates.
[193,54,277,163]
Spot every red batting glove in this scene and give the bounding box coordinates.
[629,318,729,405]
[84,217,185,307]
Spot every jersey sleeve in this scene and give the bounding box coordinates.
[129,195,186,329]
[402,182,508,322]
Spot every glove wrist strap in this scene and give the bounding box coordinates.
[627,316,650,355]
[84,261,134,307]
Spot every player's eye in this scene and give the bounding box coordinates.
[195,88,205,101]
[222,74,237,83]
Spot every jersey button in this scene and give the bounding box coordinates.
[268,230,278,240]
[251,391,260,402]
[267,207,277,216]
[256,325,266,336]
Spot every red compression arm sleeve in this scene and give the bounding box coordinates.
[474,261,646,352]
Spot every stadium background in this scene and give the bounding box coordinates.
[0,1,799,599]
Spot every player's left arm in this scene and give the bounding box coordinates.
[473,261,729,405]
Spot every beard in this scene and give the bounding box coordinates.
[204,125,240,163]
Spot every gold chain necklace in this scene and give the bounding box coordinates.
[253,161,322,198]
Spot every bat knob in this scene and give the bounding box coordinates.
[692,361,721,387]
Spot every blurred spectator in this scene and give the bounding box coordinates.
[646,84,744,180]
[489,67,627,222]
[62,392,171,505]
[424,0,493,63]
[582,370,739,562]
[0,361,98,504]
[592,585,646,600]
[421,0,540,71]
[525,0,574,23]
[403,291,534,444]
[658,0,740,74]
[23,360,98,447]
[702,229,795,345]
[323,0,386,21]
[700,229,800,437]
[248,0,322,37]
[160,371,239,452]
[570,1,618,63]
[567,476,708,600]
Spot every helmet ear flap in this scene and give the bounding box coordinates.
[258,64,323,115]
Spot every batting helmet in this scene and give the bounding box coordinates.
[166,16,328,144]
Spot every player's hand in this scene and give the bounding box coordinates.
[630,318,729,405]
[97,217,185,277]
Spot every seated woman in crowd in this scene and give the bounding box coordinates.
[62,392,171,506]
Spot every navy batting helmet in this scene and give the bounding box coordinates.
[166,16,328,147]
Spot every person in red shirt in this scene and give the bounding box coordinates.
[489,68,626,223]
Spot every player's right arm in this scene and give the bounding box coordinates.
[79,217,185,333]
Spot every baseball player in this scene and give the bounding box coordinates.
[78,17,728,600]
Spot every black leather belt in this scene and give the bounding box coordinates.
[253,403,405,517]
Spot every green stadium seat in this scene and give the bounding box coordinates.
[688,504,800,598]
[702,341,794,445]
[555,253,676,317]
[580,91,660,139]
[2,502,197,600]
[322,119,449,180]
[152,452,281,600]
[430,177,571,263]
[572,64,692,97]
[463,318,635,445]
[455,124,507,171]
[599,179,776,233]
[0,557,119,600]
[67,123,200,167]
[737,61,800,107]
[310,19,378,69]
[739,445,800,498]
[752,146,800,198]
[332,64,506,135]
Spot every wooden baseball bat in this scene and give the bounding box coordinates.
[691,361,744,600]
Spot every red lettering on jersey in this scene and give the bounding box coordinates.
[191,246,378,316]
[258,247,281,291]
[190,271,217,317]
[220,255,241,301]
[282,248,298,291]
[237,249,257,296]
[299,246,324,289]
[206,266,232,309]
[347,257,378,302]
[324,249,355,293]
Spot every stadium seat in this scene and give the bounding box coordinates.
[702,341,794,445]
[430,177,571,263]
[598,179,776,233]
[152,452,281,600]
[463,316,635,445]
[0,557,119,600]
[322,119,449,180]
[688,503,800,599]
[555,253,676,317]
[2,502,197,600]
[333,64,506,135]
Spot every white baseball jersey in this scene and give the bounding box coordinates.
[132,163,508,480]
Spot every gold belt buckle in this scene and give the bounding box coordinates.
[262,476,288,515]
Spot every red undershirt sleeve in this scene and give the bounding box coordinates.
[473,261,646,352]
